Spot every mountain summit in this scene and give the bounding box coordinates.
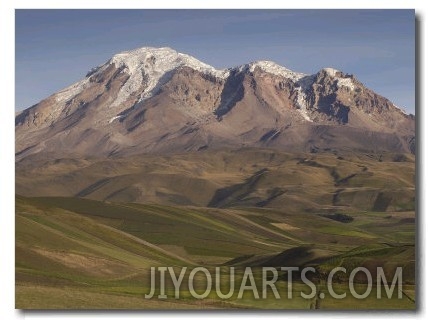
[15,47,415,160]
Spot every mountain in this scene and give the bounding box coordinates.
[15,47,415,160]
[15,47,416,309]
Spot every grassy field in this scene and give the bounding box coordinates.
[16,194,415,308]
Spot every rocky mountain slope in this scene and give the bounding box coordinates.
[15,47,415,160]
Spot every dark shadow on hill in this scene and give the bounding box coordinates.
[318,213,354,223]
[207,168,268,207]
[260,246,316,267]
[214,69,245,119]
[75,178,112,197]
[223,245,334,269]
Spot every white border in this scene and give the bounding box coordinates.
[1,1,425,320]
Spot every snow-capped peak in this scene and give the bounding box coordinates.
[110,47,226,78]
[245,60,307,82]
[322,67,340,77]
[321,67,354,90]
[108,47,229,107]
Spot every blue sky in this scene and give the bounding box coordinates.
[15,9,415,113]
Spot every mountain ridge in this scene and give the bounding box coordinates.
[15,46,415,160]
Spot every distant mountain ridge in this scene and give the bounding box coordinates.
[15,47,415,160]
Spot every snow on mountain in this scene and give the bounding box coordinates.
[15,47,415,160]
[248,60,306,82]
[49,47,358,122]
[322,67,355,90]
[336,77,355,90]
[295,87,313,122]
[322,67,339,77]
[55,79,90,104]
[19,46,410,130]
[108,47,229,107]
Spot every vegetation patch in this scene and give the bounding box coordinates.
[319,213,354,223]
